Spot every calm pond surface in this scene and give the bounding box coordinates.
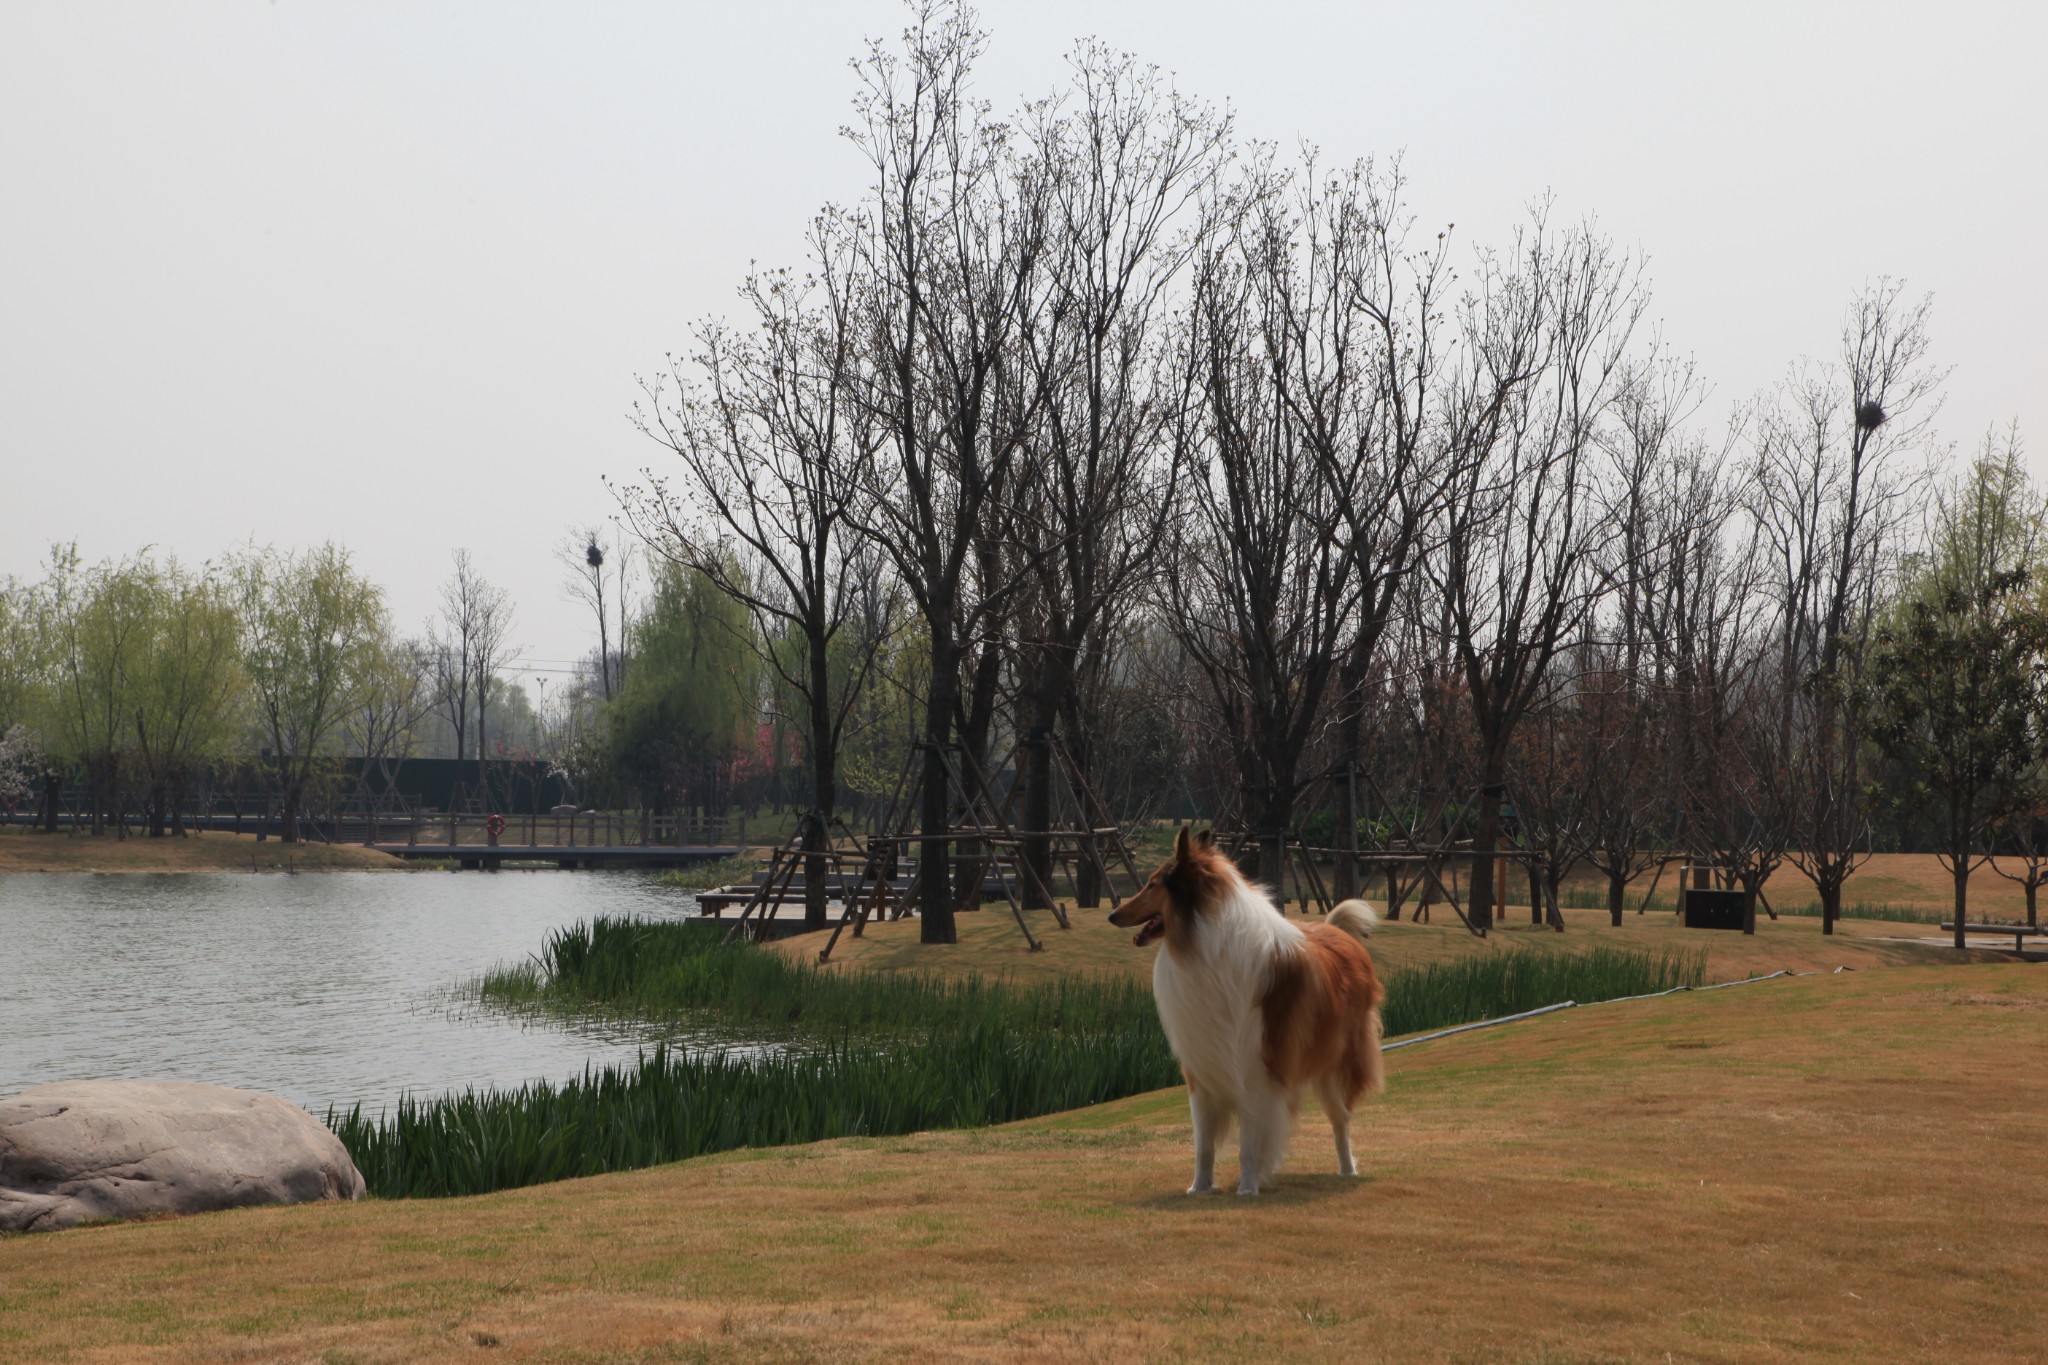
[0,870,712,1116]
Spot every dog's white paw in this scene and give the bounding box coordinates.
[1235,1184,1261,1196]
[1186,1182,1215,1195]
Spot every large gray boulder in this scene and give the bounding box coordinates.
[0,1079,365,1233]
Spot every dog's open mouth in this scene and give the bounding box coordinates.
[1132,913,1164,947]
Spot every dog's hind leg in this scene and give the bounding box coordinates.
[1235,1083,1290,1195]
[1186,1082,1228,1195]
[1315,1075,1357,1177]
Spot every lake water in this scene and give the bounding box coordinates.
[0,870,711,1116]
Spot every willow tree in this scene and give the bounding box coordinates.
[128,559,244,836]
[44,549,152,834]
[233,544,386,842]
[604,558,758,823]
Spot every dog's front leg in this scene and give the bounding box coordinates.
[1236,1086,1289,1195]
[1186,1084,1226,1194]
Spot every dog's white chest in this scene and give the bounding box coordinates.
[1152,947,1264,1098]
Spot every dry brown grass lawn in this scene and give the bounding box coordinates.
[0,826,407,874]
[777,895,2007,987]
[3,963,2044,1362]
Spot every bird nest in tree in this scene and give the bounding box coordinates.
[1855,400,1888,430]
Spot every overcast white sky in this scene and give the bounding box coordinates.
[5,2,2043,700]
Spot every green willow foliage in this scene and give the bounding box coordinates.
[330,919,1705,1199]
[601,559,757,809]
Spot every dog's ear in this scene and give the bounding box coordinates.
[1174,825,1194,861]
[1196,828,1216,849]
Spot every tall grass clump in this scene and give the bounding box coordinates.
[1774,901,1958,925]
[329,1022,1179,1198]
[654,856,759,891]
[1379,945,1705,1038]
[473,914,1157,1037]
[1556,886,1679,913]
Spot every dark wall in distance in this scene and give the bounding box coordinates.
[353,758,572,815]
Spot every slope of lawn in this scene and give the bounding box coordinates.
[5,963,2044,1362]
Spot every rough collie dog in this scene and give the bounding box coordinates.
[1108,827,1384,1195]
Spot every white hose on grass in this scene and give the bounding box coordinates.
[1380,966,1851,1053]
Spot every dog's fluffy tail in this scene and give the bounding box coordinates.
[1326,898,1379,941]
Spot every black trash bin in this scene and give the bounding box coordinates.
[1681,887,1746,930]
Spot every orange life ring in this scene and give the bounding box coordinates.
[485,813,506,839]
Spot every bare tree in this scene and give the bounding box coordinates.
[430,549,516,810]
[1575,360,1713,924]
[471,573,517,813]
[835,2,1052,943]
[1430,211,1647,931]
[1279,157,1458,901]
[1008,43,1226,906]
[559,527,618,702]
[1751,279,1940,933]
[1164,154,1365,894]
[629,234,893,930]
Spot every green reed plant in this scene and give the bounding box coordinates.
[654,856,760,891]
[1772,900,1964,925]
[1379,945,1705,1038]
[336,920,1711,1198]
[329,1021,1179,1198]
[472,914,1159,1036]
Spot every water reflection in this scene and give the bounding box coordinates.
[0,870,716,1114]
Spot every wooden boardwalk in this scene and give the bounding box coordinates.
[371,843,742,870]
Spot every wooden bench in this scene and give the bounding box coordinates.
[1941,922,2046,953]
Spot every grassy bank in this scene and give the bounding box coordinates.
[329,918,1703,1199]
[0,824,406,873]
[654,854,759,891]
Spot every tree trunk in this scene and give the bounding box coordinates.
[280,778,302,843]
[919,633,959,945]
[1608,868,1626,927]
[2028,878,2039,930]
[148,785,167,838]
[798,757,831,941]
[40,771,60,833]
[1468,777,1503,933]
[1952,858,1969,951]
[1819,876,1839,937]
[1256,787,1294,912]
[1063,717,1104,909]
[1019,680,1058,910]
[1332,662,1365,900]
[1384,864,1402,921]
[1528,860,1544,925]
[1335,763,1360,901]
[477,686,490,816]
